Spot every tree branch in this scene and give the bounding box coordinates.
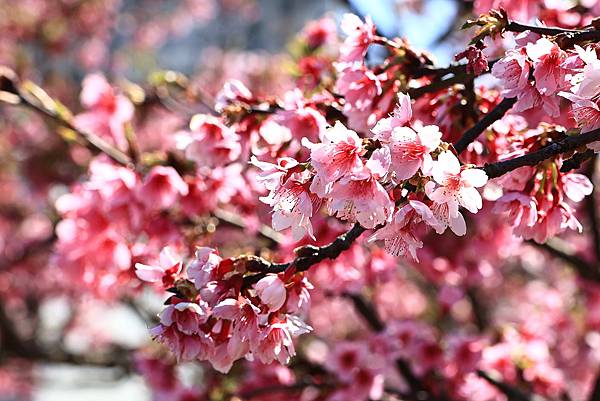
[0,67,132,167]
[477,370,533,401]
[341,293,448,401]
[242,223,366,285]
[561,149,595,173]
[454,97,517,154]
[506,21,586,36]
[528,240,600,282]
[482,129,600,179]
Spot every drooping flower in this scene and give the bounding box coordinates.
[371,93,413,142]
[559,45,600,147]
[426,151,488,215]
[370,200,441,261]
[424,151,488,236]
[491,49,531,97]
[455,45,489,76]
[335,63,382,112]
[329,147,394,229]
[159,301,211,335]
[526,38,567,95]
[187,247,222,289]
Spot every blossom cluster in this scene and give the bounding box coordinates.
[136,247,312,373]
[254,93,488,261]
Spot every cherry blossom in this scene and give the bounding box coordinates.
[425,151,488,235]
[339,14,375,63]
[329,147,394,229]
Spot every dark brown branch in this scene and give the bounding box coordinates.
[561,149,595,172]
[343,292,384,331]
[477,370,533,401]
[506,21,585,36]
[505,20,600,49]
[454,97,516,154]
[408,73,469,98]
[558,29,600,48]
[466,287,488,331]
[413,58,499,79]
[483,128,600,179]
[243,223,365,285]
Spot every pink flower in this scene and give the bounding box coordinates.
[268,171,320,241]
[370,200,441,261]
[559,46,600,142]
[150,325,213,362]
[187,247,222,289]
[212,298,261,361]
[250,156,299,193]
[137,166,188,211]
[424,151,487,236]
[339,14,375,63]
[455,45,489,76]
[303,121,366,193]
[426,151,488,216]
[135,246,182,286]
[385,125,442,180]
[73,73,134,149]
[254,275,287,312]
[325,342,368,380]
[215,79,253,112]
[491,49,531,97]
[252,157,319,240]
[493,192,539,236]
[159,301,211,335]
[335,63,382,112]
[371,93,413,142]
[329,147,394,229]
[526,38,567,95]
[176,114,241,168]
[255,317,312,365]
[562,173,593,202]
[302,17,337,49]
[277,89,327,143]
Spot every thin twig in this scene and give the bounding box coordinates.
[0,68,132,167]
